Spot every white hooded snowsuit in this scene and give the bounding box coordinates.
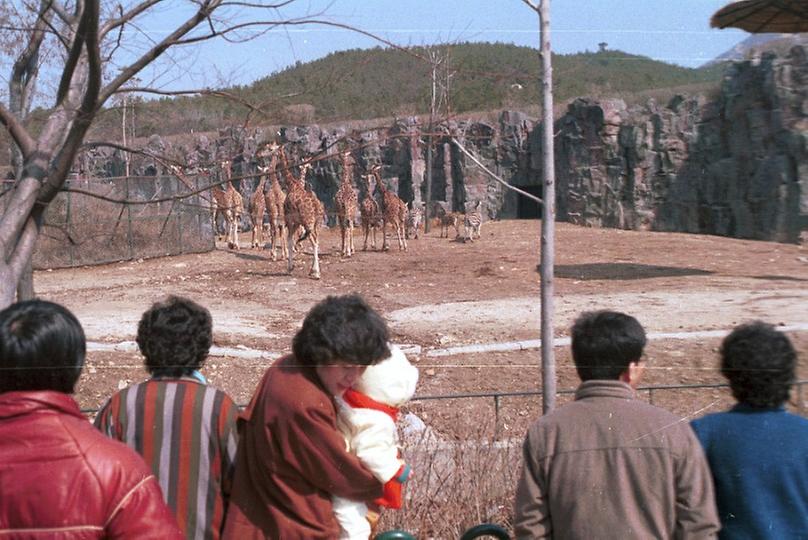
[332,344,419,540]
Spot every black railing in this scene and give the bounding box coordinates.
[81,380,808,419]
[411,380,808,436]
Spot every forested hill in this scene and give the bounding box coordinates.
[116,42,726,136]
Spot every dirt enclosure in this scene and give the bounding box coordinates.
[35,219,808,437]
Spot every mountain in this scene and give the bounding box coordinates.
[96,43,725,138]
[704,33,808,66]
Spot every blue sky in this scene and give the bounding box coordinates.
[141,0,748,90]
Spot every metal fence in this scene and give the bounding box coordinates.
[412,379,808,435]
[0,175,214,270]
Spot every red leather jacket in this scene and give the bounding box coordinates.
[0,391,183,539]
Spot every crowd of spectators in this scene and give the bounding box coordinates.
[0,294,805,539]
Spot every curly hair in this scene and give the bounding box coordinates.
[0,300,86,394]
[137,295,212,378]
[721,321,796,408]
[571,310,646,381]
[293,294,390,367]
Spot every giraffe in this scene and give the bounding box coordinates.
[260,147,287,262]
[372,165,407,251]
[250,167,268,249]
[359,173,382,250]
[211,159,243,249]
[333,150,358,257]
[280,147,323,279]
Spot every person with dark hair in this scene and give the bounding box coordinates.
[0,299,182,538]
[94,295,239,540]
[514,310,719,539]
[691,322,808,539]
[223,294,391,539]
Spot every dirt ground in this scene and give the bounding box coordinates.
[34,220,808,438]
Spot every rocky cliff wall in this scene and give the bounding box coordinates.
[542,46,807,243]
[77,46,806,243]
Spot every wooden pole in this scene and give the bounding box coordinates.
[424,58,438,233]
[538,0,556,414]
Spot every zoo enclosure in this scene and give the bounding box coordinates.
[0,175,214,270]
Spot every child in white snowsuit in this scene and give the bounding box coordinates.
[332,344,419,540]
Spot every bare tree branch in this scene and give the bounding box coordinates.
[99,0,161,38]
[520,0,540,12]
[0,104,36,156]
[98,0,225,104]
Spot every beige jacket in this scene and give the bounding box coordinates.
[514,380,719,540]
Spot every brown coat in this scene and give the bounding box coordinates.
[514,380,719,540]
[222,356,383,540]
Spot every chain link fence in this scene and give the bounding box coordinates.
[1,175,214,270]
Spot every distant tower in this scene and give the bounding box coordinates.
[598,42,608,52]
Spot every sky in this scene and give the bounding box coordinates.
[138,0,748,91]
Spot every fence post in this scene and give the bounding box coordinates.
[175,176,183,255]
[66,181,74,267]
[494,395,501,438]
[648,388,654,406]
[126,176,134,260]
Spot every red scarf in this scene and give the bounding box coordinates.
[342,388,399,422]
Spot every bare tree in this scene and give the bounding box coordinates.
[521,0,556,414]
[0,0,319,308]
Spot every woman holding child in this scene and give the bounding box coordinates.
[223,294,390,539]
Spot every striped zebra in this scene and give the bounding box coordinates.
[405,204,423,239]
[464,200,483,241]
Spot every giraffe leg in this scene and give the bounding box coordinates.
[279,223,289,261]
[309,229,321,279]
[286,228,295,274]
[347,222,354,257]
[363,224,369,251]
[234,217,241,250]
[382,222,390,251]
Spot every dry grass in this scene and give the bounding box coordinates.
[378,417,520,538]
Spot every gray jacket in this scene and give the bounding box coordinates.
[514,380,719,539]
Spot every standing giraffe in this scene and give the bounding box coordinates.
[333,150,358,257]
[250,167,268,249]
[260,147,287,262]
[359,173,382,251]
[280,147,323,279]
[371,165,407,251]
[211,159,243,250]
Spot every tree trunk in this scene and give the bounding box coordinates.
[16,262,35,301]
[539,0,557,414]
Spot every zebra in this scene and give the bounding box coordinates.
[464,200,483,241]
[405,204,423,239]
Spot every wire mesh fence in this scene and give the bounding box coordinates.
[1,175,214,269]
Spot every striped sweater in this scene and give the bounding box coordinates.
[94,378,239,540]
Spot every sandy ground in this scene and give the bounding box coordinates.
[33,220,808,435]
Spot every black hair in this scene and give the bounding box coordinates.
[137,295,212,378]
[293,294,390,367]
[721,321,796,408]
[0,299,86,394]
[571,310,646,381]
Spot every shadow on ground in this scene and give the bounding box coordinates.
[553,263,714,281]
